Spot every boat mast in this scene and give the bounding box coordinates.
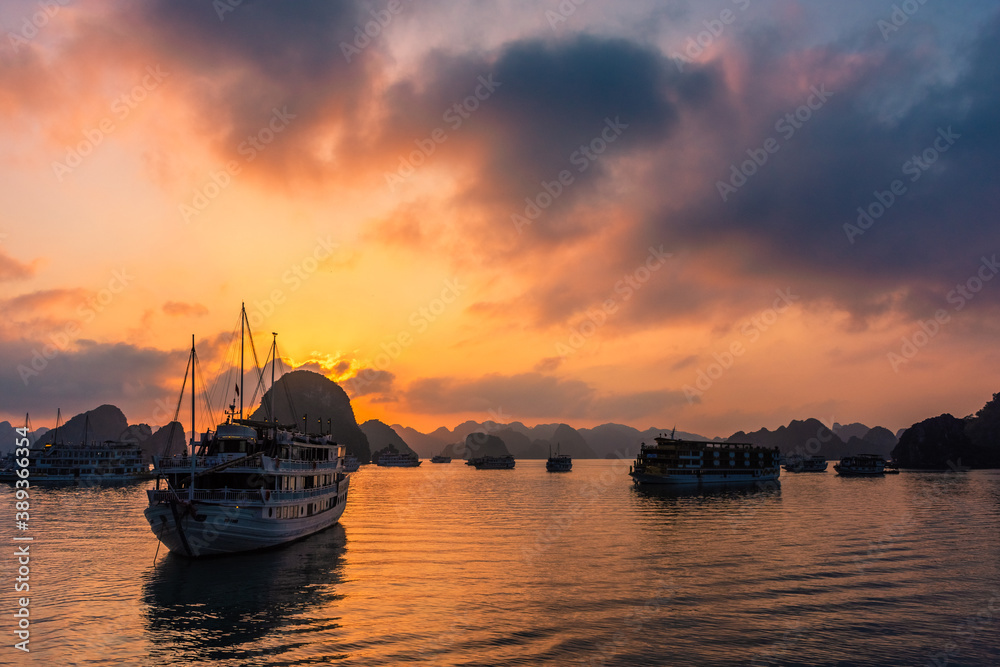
[271,332,277,441]
[190,334,196,502]
[239,302,245,420]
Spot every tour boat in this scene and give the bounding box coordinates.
[343,455,361,472]
[835,454,887,476]
[629,431,780,486]
[0,412,150,484]
[375,452,421,467]
[0,439,149,484]
[782,455,828,472]
[431,455,452,463]
[469,455,516,469]
[144,306,349,557]
[545,444,572,472]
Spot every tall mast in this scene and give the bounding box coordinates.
[271,332,277,440]
[239,302,245,420]
[190,334,196,502]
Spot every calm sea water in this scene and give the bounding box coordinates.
[2,461,999,666]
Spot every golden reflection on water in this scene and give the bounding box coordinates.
[1,464,998,665]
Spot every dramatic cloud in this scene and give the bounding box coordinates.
[1,339,185,423]
[1,1,998,435]
[343,369,396,399]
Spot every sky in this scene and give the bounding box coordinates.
[1,0,999,438]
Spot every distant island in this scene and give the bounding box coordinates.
[3,372,997,468]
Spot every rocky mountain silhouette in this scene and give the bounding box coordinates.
[730,418,896,459]
[360,419,416,460]
[893,393,1000,468]
[250,370,371,462]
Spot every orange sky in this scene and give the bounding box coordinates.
[2,0,999,438]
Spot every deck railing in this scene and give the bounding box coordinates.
[148,479,347,505]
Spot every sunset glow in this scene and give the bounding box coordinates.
[3,0,999,437]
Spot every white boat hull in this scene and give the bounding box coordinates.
[145,479,349,557]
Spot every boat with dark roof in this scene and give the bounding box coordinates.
[546,444,572,472]
[834,454,887,476]
[783,455,828,473]
[0,412,151,485]
[629,431,780,486]
[468,455,515,469]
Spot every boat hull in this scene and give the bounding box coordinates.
[0,472,151,484]
[630,469,780,486]
[145,478,349,558]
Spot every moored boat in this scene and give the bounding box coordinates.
[782,455,828,473]
[0,440,150,484]
[545,444,572,472]
[0,412,151,485]
[431,455,452,463]
[343,455,361,472]
[376,452,421,467]
[143,306,349,558]
[629,432,780,486]
[469,455,515,469]
[834,454,887,476]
